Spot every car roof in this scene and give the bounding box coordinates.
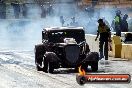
[44,27,84,32]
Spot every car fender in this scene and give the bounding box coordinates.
[84,52,99,62]
[44,52,60,62]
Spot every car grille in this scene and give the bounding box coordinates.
[65,45,80,64]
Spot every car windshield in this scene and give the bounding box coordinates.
[48,30,85,43]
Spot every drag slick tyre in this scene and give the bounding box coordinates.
[43,58,55,73]
[91,61,98,72]
[43,52,59,73]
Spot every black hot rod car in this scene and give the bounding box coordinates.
[35,27,99,73]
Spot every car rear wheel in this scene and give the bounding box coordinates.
[91,61,98,72]
[43,61,54,73]
[49,62,54,73]
[43,59,54,73]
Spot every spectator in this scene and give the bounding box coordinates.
[121,14,129,32]
[11,1,20,18]
[114,10,122,36]
[70,17,79,26]
[0,0,6,19]
[60,16,65,26]
[22,3,28,18]
[47,5,53,16]
[41,5,46,18]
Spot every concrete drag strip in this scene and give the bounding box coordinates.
[0,50,132,88]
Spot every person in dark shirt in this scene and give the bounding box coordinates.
[95,19,111,60]
[121,14,128,32]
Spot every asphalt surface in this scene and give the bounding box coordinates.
[0,50,132,88]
